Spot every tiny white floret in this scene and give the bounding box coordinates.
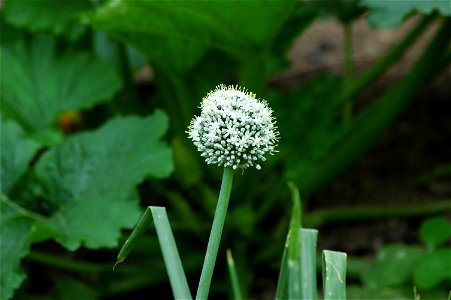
[187,84,279,170]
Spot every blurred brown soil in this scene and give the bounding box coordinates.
[271,16,451,255]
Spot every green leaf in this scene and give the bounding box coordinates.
[45,189,141,251]
[93,0,296,73]
[322,250,347,300]
[276,234,289,300]
[3,0,93,39]
[151,206,192,300]
[226,249,243,300]
[300,228,318,300]
[363,244,423,289]
[419,217,451,249]
[1,118,40,194]
[287,182,302,299]
[362,0,451,28]
[34,112,173,250]
[0,35,121,135]
[0,194,44,300]
[413,248,451,290]
[115,207,154,268]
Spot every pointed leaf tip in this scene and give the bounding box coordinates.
[113,256,126,271]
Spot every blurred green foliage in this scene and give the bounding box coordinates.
[347,217,451,299]
[1,0,450,299]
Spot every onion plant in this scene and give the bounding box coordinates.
[115,85,347,299]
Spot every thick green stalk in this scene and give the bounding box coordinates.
[196,167,234,299]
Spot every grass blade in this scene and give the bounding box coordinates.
[115,207,153,269]
[275,241,289,300]
[322,250,347,300]
[150,206,192,300]
[300,228,318,300]
[226,249,243,300]
[287,182,302,299]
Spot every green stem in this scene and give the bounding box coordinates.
[196,167,234,300]
[305,199,451,228]
[0,194,46,222]
[339,14,435,103]
[297,17,451,197]
[27,251,138,273]
[342,21,354,125]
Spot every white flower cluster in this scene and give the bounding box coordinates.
[188,85,279,170]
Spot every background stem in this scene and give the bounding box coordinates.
[342,21,354,125]
[338,14,434,103]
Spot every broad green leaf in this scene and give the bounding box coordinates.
[413,248,451,289]
[362,0,451,28]
[3,0,93,39]
[93,0,296,73]
[322,250,347,300]
[0,35,121,136]
[1,118,40,194]
[419,217,451,249]
[363,244,423,289]
[0,194,44,300]
[44,188,141,250]
[34,112,173,250]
